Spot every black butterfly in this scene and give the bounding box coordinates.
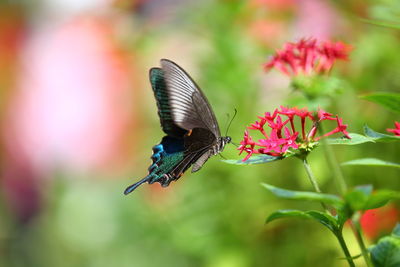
[124,59,231,194]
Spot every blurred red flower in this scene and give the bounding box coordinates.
[264,38,351,76]
[0,4,27,98]
[251,0,295,9]
[238,106,350,161]
[295,0,340,41]
[387,121,400,136]
[248,20,286,47]
[5,17,133,174]
[360,204,400,240]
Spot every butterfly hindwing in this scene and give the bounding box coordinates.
[124,136,184,194]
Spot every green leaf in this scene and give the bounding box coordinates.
[342,158,400,168]
[370,238,400,267]
[370,227,400,267]
[356,185,374,195]
[344,185,372,211]
[261,183,343,207]
[360,18,400,30]
[364,125,400,142]
[326,133,374,145]
[266,209,339,232]
[341,254,362,260]
[393,224,400,238]
[306,211,339,232]
[364,190,400,210]
[336,204,353,227]
[361,92,400,114]
[265,209,311,223]
[345,185,400,211]
[222,154,283,165]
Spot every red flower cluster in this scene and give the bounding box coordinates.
[387,121,400,136]
[264,38,351,76]
[238,107,350,161]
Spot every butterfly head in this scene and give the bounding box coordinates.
[219,136,231,151]
[225,136,232,144]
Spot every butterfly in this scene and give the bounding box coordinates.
[124,59,231,194]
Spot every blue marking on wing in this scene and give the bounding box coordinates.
[150,145,163,164]
[161,136,184,153]
[124,136,185,194]
[153,144,163,153]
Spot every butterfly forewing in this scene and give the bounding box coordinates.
[149,68,186,137]
[160,59,221,138]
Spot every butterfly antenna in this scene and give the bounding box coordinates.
[225,108,237,137]
[224,113,231,134]
[230,141,239,148]
[218,153,227,160]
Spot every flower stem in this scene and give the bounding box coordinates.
[320,137,347,194]
[302,157,322,193]
[301,157,329,213]
[319,129,372,266]
[301,157,354,265]
[335,230,356,267]
[350,213,373,267]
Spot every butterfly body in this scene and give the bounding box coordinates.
[124,59,230,194]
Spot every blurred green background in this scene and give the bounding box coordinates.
[0,0,399,266]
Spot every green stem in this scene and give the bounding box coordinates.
[350,214,373,267]
[300,83,360,266]
[301,157,329,213]
[320,132,372,266]
[335,230,356,267]
[302,156,355,266]
[320,136,347,194]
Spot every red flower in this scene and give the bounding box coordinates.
[238,107,350,161]
[318,117,350,140]
[387,121,400,136]
[264,38,351,76]
[360,204,400,240]
[239,130,257,161]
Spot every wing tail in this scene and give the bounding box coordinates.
[124,176,151,195]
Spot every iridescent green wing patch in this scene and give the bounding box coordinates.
[149,68,186,137]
